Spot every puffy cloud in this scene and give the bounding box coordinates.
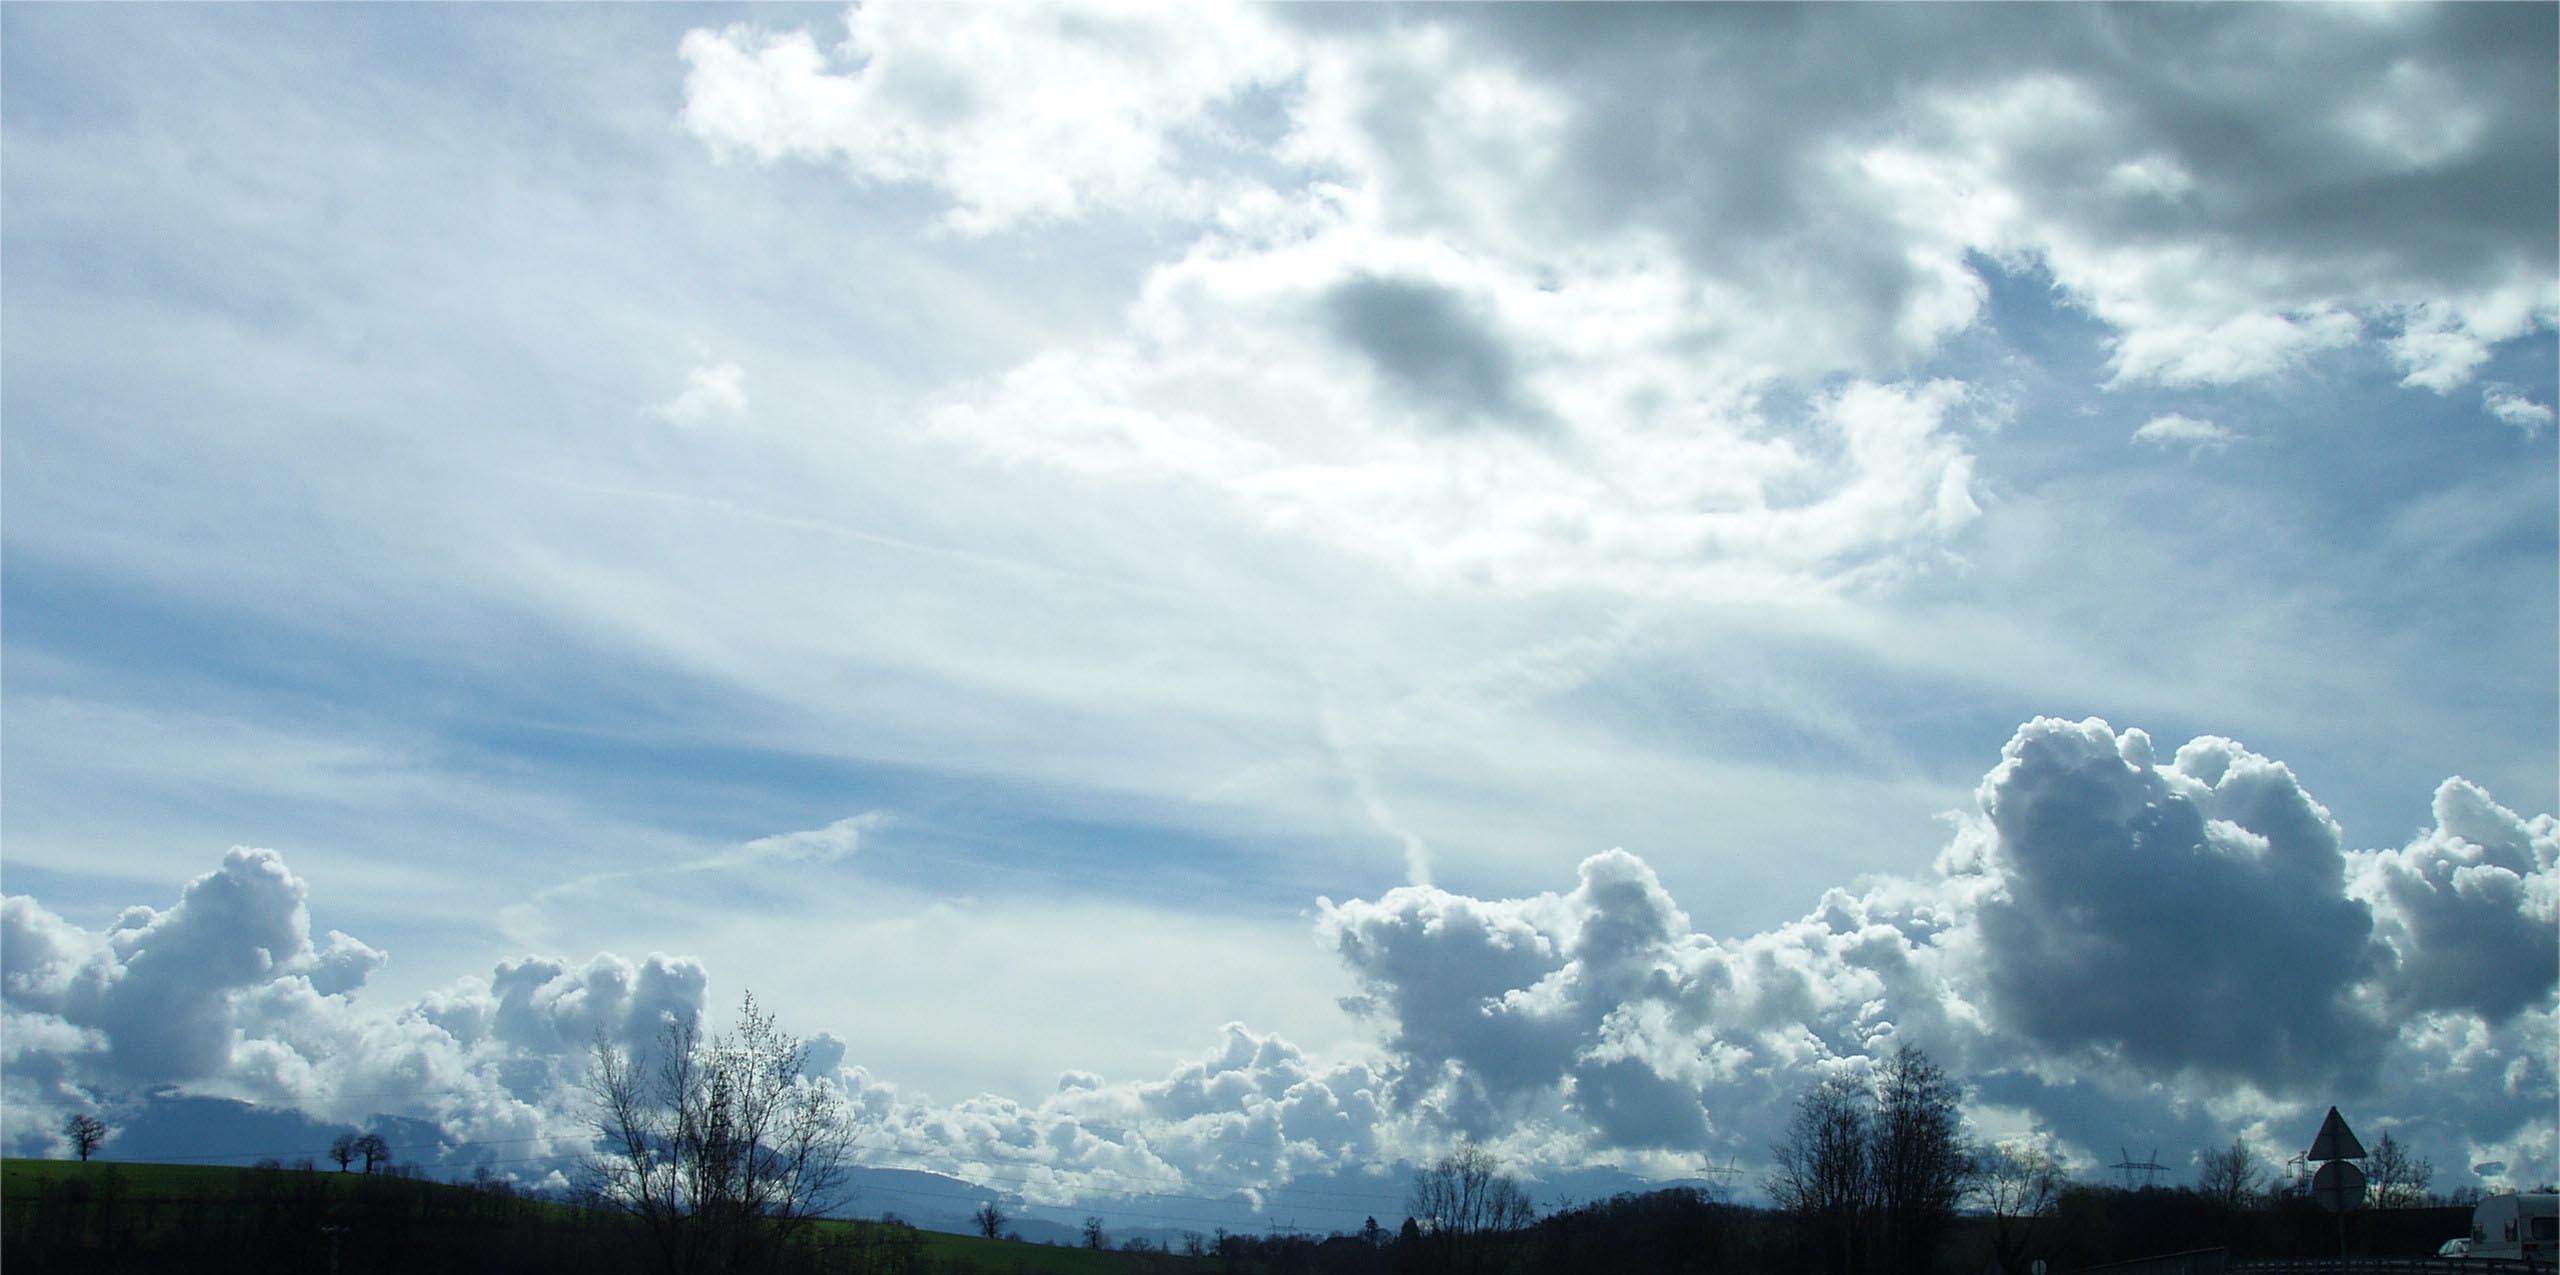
[678,1,1297,233]
[2,849,320,1082]
[308,930,388,997]
[0,849,707,1178]
[1965,722,2384,1088]
[679,3,2550,599]
[1312,718,2554,1183]
[2131,413,2239,454]
[931,235,1991,596]
[656,361,749,427]
[2483,385,2554,437]
[2351,778,2559,1022]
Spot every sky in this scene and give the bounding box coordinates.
[3,1,2555,1216]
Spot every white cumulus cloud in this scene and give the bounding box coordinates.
[2131,413,2239,453]
[656,361,749,426]
[2483,385,2555,437]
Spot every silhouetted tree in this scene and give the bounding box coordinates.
[973,1201,1007,1240]
[1082,1215,1107,1249]
[62,1113,106,1162]
[1872,1045,1971,1273]
[1407,1140,1535,1273]
[329,1132,358,1172]
[353,1131,391,1173]
[1531,1186,1736,1274]
[585,991,853,1275]
[2198,1138,2262,1212]
[1975,1138,2066,1275]
[1771,1075,1872,1275]
[2367,1131,2433,1208]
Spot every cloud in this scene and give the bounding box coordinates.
[678,2,1297,233]
[929,226,1991,597]
[4,719,2552,1196]
[2,849,325,1082]
[1321,274,1547,435]
[656,361,749,426]
[308,930,389,997]
[1313,718,2554,1183]
[505,813,883,936]
[2350,777,2559,1022]
[680,5,2555,400]
[1964,722,2384,1088]
[1,849,705,1176]
[2131,413,2239,454]
[730,813,878,866]
[678,3,2550,600]
[2483,385,2554,437]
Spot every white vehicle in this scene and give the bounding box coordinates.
[2468,1192,2557,1265]
[2438,1237,2471,1258]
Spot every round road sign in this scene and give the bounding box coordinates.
[2312,1159,2366,1213]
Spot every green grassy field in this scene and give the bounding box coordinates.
[809,1216,1157,1273]
[5,1156,327,1196]
[3,1159,1179,1272]
[4,1156,539,1251]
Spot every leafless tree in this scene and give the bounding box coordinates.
[1770,1075,1873,1275]
[1407,1139,1536,1272]
[972,1201,1006,1240]
[1974,1138,2066,1275]
[2197,1138,2262,1212]
[1081,1215,1107,1250]
[1872,1046,1972,1272]
[63,1113,106,1162]
[2367,1132,2434,1208]
[353,1132,391,1173]
[329,1133,358,1172]
[586,992,854,1275]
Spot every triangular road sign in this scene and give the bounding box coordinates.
[2308,1106,2365,1161]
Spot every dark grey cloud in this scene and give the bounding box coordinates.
[1274,3,2556,384]
[1322,274,1545,433]
[1968,722,2386,1088]
[2355,777,2559,1022]
[1426,3,2556,289]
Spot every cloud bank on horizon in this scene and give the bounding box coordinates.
[8,719,2553,1200]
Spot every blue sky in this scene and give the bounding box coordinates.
[4,2,2554,1204]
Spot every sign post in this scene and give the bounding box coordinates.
[2306,1107,2366,1270]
